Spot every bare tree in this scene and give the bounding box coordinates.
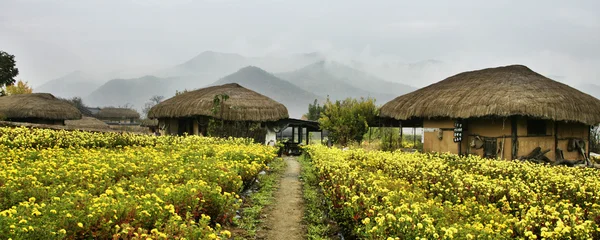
[142,95,165,118]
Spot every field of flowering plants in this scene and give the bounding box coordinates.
[305,145,600,239]
[0,127,278,239]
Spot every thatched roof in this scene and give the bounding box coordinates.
[380,65,600,125]
[140,118,158,127]
[65,116,110,130]
[148,83,289,121]
[96,107,140,119]
[0,93,81,120]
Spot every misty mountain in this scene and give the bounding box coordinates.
[156,51,324,86]
[213,66,323,118]
[321,61,415,99]
[248,52,325,73]
[577,83,600,100]
[35,71,101,99]
[84,75,178,111]
[278,61,415,104]
[355,59,452,88]
[159,51,249,78]
[277,62,376,101]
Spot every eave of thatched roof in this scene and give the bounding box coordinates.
[380,65,600,125]
[148,83,289,122]
[139,118,158,127]
[0,93,82,120]
[96,107,140,119]
[65,116,110,130]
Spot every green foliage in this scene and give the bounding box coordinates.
[211,94,230,116]
[64,97,87,109]
[234,158,286,239]
[300,154,338,240]
[0,51,19,96]
[364,127,423,151]
[304,99,326,121]
[318,97,378,146]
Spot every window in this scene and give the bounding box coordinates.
[527,119,547,136]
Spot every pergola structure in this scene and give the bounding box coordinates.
[275,118,322,155]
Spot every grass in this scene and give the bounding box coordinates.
[230,157,286,239]
[299,154,338,240]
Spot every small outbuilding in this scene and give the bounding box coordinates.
[380,65,600,162]
[0,93,81,125]
[95,107,140,125]
[148,83,289,143]
[65,116,111,131]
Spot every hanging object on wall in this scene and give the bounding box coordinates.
[453,121,463,143]
[470,136,484,149]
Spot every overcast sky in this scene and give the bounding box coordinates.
[2,0,599,87]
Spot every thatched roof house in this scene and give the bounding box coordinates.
[380,65,600,162]
[96,107,140,119]
[149,83,288,121]
[148,83,289,138]
[380,65,600,125]
[0,93,81,125]
[95,107,140,124]
[65,116,111,130]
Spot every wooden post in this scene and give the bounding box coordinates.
[320,130,324,144]
[413,127,416,148]
[511,117,518,160]
[399,121,403,148]
[554,122,559,162]
[589,125,592,158]
[306,128,310,145]
[292,127,295,143]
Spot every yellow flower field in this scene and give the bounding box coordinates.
[305,145,600,239]
[0,127,277,239]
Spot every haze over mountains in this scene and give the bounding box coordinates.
[36,71,101,99]
[35,50,600,119]
[276,61,414,103]
[33,51,425,118]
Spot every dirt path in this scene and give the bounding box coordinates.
[263,156,305,240]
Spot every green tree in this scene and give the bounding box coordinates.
[0,51,20,96]
[303,99,326,121]
[319,97,378,146]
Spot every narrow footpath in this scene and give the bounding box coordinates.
[263,156,305,240]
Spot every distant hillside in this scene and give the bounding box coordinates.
[278,61,416,104]
[322,61,416,100]
[84,75,179,112]
[35,71,101,98]
[156,51,324,84]
[158,51,249,79]
[213,66,323,118]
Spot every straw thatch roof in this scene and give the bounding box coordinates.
[140,118,158,127]
[65,116,110,130]
[96,107,140,119]
[0,93,81,120]
[148,83,289,121]
[380,65,600,125]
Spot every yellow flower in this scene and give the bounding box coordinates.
[77,222,83,228]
